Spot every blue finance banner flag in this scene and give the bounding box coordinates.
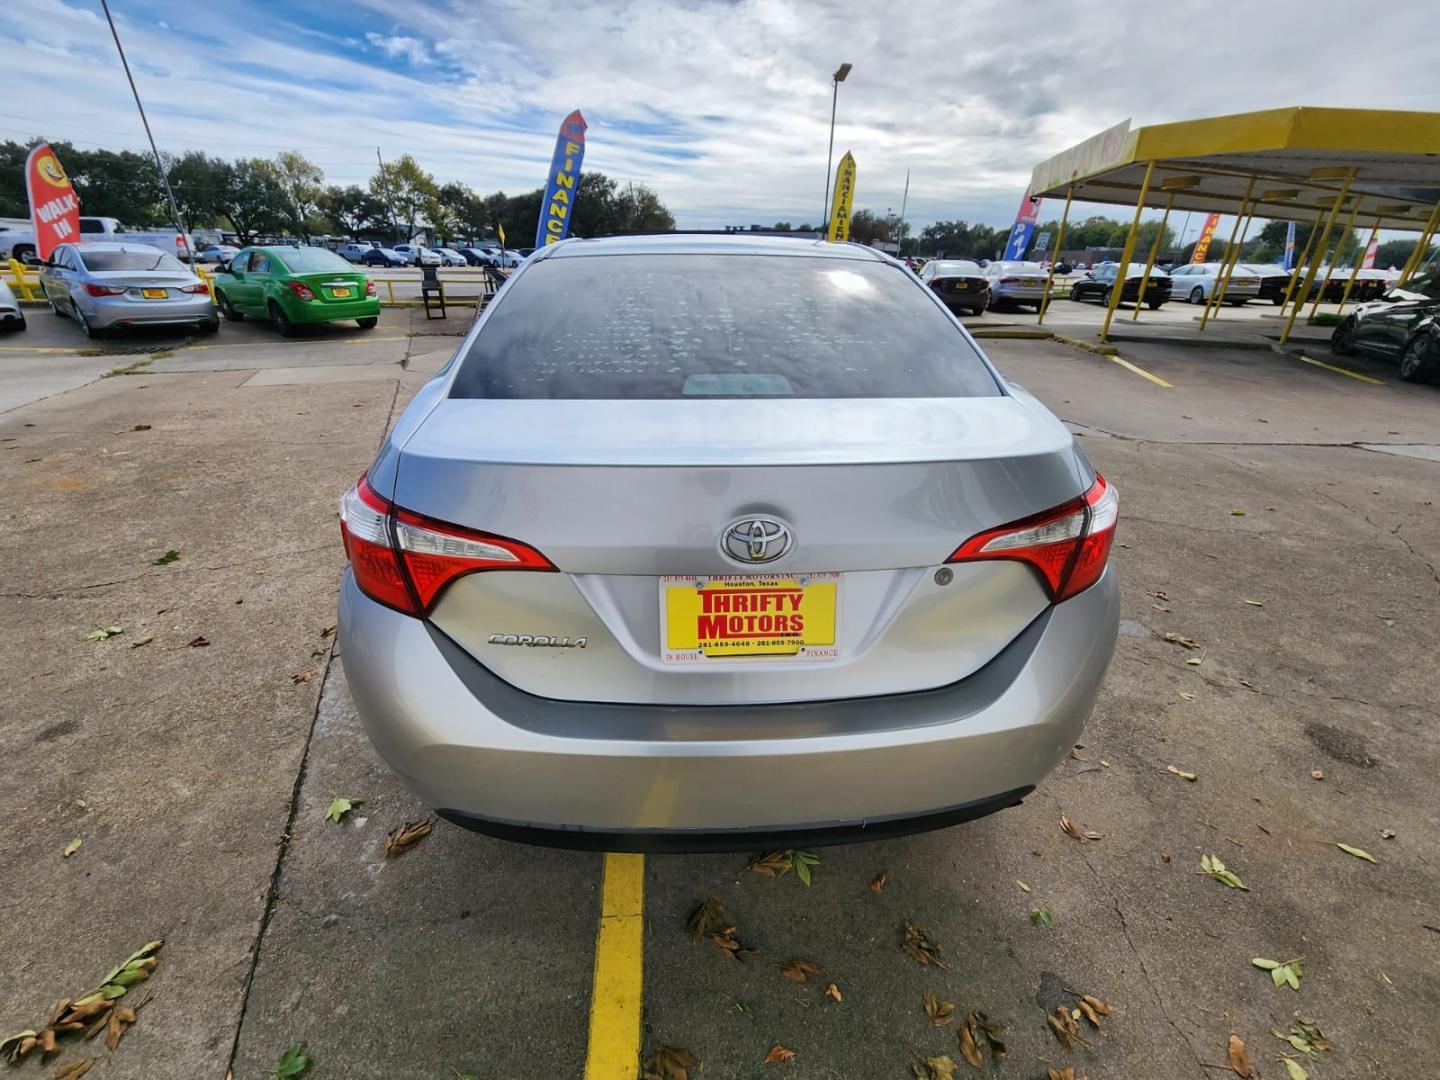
[536,110,588,248]
[1282,221,1297,270]
[1005,187,1041,260]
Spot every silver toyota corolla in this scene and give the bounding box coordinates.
[338,234,1119,851]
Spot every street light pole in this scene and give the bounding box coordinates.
[822,62,852,229]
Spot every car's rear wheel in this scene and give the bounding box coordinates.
[357,316,378,330]
[268,300,298,338]
[1147,298,1165,310]
[12,243,35,264]
[1330,319,1357,355]
[76,307,99,339]
[1069,285,1083,302]
[1188,286,1204,304]
[1398,335,1438,383]
[217,291,243,321]
[49,299,65,318]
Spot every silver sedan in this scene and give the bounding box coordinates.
[337,234,1119,851]
[40,243,218,338]
[983,260,1051,309]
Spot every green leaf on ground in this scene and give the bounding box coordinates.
[1281,1056,1309,1080]
[151,550,180,565]
[86,626,124,641]
[273,1044,312,1078]
[324,796,363,824]
[1200,853,1248,890]
[1231,508,1247,516]
[791,850,820,887]
[64,837,82,858]
[1029,906,1053,927]
[1335,842,1376,863]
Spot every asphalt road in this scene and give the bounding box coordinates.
[0,300,1436,1079]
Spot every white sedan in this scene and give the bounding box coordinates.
[196,244,240,264]
[0,277,25,331]
[1167,263,1261,305]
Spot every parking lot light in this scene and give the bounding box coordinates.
[822,62,853,229]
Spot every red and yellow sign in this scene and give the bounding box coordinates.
[661,574,839,663]
[25,143,80,262]
[1191,212,1222,263]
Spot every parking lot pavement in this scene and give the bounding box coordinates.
[2,318,1437,1078]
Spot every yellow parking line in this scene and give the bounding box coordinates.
[1107,354,1173,388]
[584,852,645,1080]
[1296,354,1386,385]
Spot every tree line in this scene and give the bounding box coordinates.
[0,140,676,246]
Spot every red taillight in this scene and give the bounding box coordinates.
[947,475,1118,601]
[365,279,377,296]
[339,473,555,616]
[287,280,316,302]
[180,283,210,294]
[83,283,125,296]
[999,276,1021,283]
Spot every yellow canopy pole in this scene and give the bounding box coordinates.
[1131,192,1174,320]
[1398,201,1440,283]
[1307,196,1363,319]
[1099,159,1155,343]
[1280,209,1325,311]
[1337,217,1381,315]
[1203,197,1258,325]
[1199,176,1255,330]
[1037,183,1074,326]
[1281,168,1355,345]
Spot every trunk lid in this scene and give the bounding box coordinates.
[390,395,1090,705]
[296,270,368,304]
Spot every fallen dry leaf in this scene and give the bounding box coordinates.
[1080,994,1113,1017]
[1227,1033,1253,1077]
[970,1012,1006,1059]
[709,926,757,962]
[52,1060,94,1080]
[1311,768,1325,780]
[780,958,823,983]
[1047,1008,1078,1049]
[642,1041,700,1080]
[763,1043,795,1064]
[687,898,726,944]
[321,625,336,638]
[1161,851,1172,863]
[1166,764,1198,782]
[129,637,154,649]
[1059,816,1083,842]
[383,818,433,857]
[902,923,947,969]
[1047,1069,1086,1080]
[186,636,209,648]
[924,989,955,1026]
[824,982,842,1002]
[747,850,792,878]
[924,1055,958,1080]
[869,870,888,893]
[958,1020,983,1068]
[1161,632,1199,650]
[63,838,82,859]
[291,670,315,684]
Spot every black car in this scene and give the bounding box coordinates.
[459,247,497,267]
[360,247,407,267]
[1330,271,1440,383]
[1069,262,1171,309]
[917,259,989,316]
[1240,264,1296,306]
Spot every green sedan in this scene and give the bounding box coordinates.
[212,245,380,336]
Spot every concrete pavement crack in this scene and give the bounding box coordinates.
[1047,791,1208,1078]
[1318,490,1439,596]
[225,638,336,1074]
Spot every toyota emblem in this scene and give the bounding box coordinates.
[720,517,793,564]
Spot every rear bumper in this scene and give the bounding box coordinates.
[338,569,1118,850]
[289,297,381,322]
[83,294,216,328]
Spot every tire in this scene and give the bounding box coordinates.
[12,243,35,264]
[1147,298,1165,310]
[1069,286,1083,302]
[76,306,99,339]
[217,291,244,322]
[1189,286,1205,305]
[268,300,298,338]
[1398,335,1438,383]
[1330,320,1357,356]
[1227,298,1246,307]
[50,300,65,318]
[1271,297,1284,306]
[357,316,378,330]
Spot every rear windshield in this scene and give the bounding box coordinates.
[276,248,352,273]
[930,261,981,276]
[450,254,1000,399]
[80,250,186,272]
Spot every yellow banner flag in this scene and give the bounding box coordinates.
[498,223,507,247]
[827,152,856,242]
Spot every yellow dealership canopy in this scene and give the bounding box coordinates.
[1029,107,1440,231]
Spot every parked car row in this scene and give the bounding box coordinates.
[1331,270,1440,383]
[332,240,524,269]
[31,241,379,339]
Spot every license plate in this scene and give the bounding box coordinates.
[1023,278,1040,286]
[950,282,970,291]
[141,288,167,299]
[330,287,352,298]
[660,573,839,663]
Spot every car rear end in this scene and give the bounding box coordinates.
[73,245,216,330]
[1119,264,1171,303]
[0,280,24,330]
[1243,266,1294,304]
[988,262,1049,306]
[274,248,381,323]
[925,261,989,313]
[338,237,1119,850]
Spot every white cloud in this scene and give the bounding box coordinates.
[364,31,430,66]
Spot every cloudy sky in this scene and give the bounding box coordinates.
[1,0,1436,235]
